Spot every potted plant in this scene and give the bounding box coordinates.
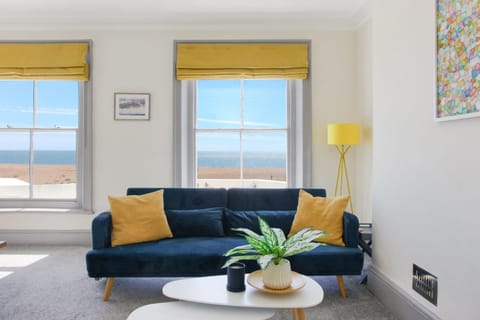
[223,217,326,290]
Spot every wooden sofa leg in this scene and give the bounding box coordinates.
[103,277,115,301]
[336,275,347,298]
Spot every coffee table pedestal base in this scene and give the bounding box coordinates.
[292,308,306,320]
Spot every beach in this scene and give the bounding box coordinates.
[198,167,286,181]
[0,164,285,185]
[0,164,76,184]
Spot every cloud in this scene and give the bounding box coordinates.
[0,106,76,116]
[37,108,77,116]
[0,106,30,113]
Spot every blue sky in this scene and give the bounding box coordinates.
[0,80,78,150]
[0,79,287,153]
[197,79,287,153]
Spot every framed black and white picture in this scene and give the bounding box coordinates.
[114,93,150,120]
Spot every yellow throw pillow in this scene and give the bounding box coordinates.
[288,190,349,247]
[108,190,173,247]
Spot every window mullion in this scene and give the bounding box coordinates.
[29,81,38,199]
[28,129,34,199]
[239,80,244,186]
[33,80,38,128]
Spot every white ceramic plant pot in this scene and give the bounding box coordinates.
[262,258,292,290]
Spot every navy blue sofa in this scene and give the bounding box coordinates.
[86,188,363,301]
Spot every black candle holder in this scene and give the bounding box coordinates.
[226,262,245,292]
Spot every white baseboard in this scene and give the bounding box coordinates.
[368,265,442,320]
[0,229,91,245]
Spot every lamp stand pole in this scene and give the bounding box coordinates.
[334,144,354,214]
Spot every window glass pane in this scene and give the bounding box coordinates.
[197,80,241,129]
[37,81,78,128]
[196,133,240,187]
[0,81,34,128]
[244,80,286,129]
[32,132,76,199]
[0,78,86,206]
[243,132,287,188]
[0,132,30,198]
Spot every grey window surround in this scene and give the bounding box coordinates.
[0,41,93,212]
[174,79,311,188]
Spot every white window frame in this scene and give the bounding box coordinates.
[173,41,312,188]
[0,57,93,212]
[195,80,290,187]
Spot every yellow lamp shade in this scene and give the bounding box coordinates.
[328,123,360,145]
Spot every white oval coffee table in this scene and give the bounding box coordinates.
[163,274,324,320]
[127,301,274,320]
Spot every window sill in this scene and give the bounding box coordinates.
[0,208,92,215]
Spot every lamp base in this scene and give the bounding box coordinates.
[334,144,354,214]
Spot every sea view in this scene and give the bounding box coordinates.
[197,151,286,168]
[0,150,76,165]
[0,150,285,168]
[0,150,286,187]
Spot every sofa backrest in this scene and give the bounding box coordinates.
[125,187,333,238]
[226,188,326,210]
[126,187,227,209]
[223,188,327,236]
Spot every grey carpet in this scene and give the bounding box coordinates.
[0,245,396,320]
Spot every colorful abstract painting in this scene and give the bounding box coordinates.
[436,0,480,121]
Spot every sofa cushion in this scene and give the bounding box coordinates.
[86,237,258,277]
[127,187,228,210]
[288,245,364,276]
[166,208,224,237]
[85,236,364,278]
[108,190,173,247]
[227,188,326,211]
[289,190,349,247]
[224,208,295,236]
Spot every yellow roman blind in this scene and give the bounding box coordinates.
[0,42,89,80]
[176,43,308,80]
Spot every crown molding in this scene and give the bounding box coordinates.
[0,14,369,32]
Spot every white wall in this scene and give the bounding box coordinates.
[309,30,364,220]
[371,1,480,319]
[355,19,373,223]
[0,28,360,232]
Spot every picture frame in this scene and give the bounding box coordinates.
[114,93,150,120]
[435,0,480,121]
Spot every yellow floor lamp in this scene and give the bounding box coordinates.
[328,123,360,214]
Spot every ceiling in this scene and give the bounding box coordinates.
[0,0,370,30]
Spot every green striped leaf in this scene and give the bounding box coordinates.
[225,244,256,257]
[223,218,326,269]
[284,242,320,257]
[222,254,261,269]
[272,228,287,257]
[245,235,271,254]
[231,227,263,240]
[284,228,325,249]
[272,228,286,245]
[258,217,278,248]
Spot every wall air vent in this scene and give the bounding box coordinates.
[412,264,438,306]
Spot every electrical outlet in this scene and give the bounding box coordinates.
[412,264,438,306]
